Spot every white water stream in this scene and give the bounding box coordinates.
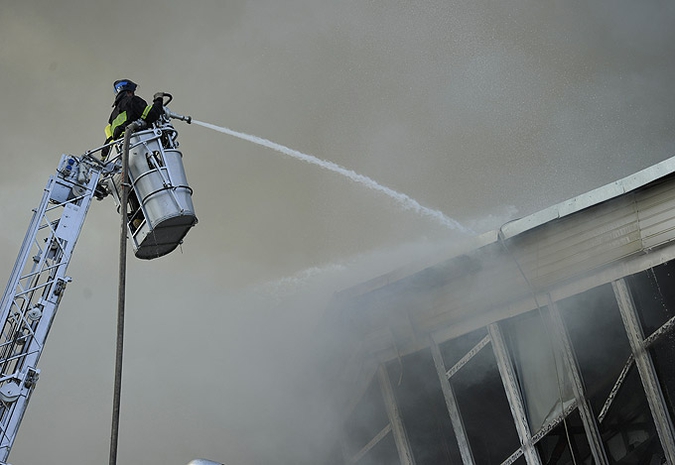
[193,119,472,233]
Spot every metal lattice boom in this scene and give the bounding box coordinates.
[0,154,103,464]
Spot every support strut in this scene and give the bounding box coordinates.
[109,121,143,465]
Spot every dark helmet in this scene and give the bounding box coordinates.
[113,79,138,95]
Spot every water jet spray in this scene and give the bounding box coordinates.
[183,117,472,233]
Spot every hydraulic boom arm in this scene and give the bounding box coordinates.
[0,105,196,464]
[0,154,104,464]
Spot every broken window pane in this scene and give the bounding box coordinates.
[441,329,521,463]
[503,308,574,432]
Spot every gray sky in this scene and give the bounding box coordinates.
[1,1,675,464]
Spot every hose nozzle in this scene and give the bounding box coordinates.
[168,110,192,124]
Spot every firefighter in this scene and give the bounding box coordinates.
[101,79,164,160]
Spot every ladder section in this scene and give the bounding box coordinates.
[0,155,102,464]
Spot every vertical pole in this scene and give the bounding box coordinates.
[109,123,139,465]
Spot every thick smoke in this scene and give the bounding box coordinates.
[1,1,675,464]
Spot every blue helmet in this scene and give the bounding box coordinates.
[113,79,138,95]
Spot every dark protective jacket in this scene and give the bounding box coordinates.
[101,93,164,158]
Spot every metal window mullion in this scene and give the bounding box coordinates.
[488,323,542,465]
[644,314,675,349]
[338,437,350,465]
[548,298,610,464]
[445,334,490,379]
[376,364,416,465]
[598,355,634,424]
[612,278,675,463]
[347,424,392,464]
[429,337,476,465]
[500,448,525,465]
[530,399,578,445]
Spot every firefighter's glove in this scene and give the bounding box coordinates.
[132,119,146,130]
[153,92,165,102]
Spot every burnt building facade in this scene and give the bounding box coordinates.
[324,157,675,464]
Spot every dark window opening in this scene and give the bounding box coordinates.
[600,366,665,464]
[627,264,675,422]
[386,349,462,464]
[649,337,675,427]
[535,409,592,464]
[358,432,400,465]
[558,284,665,463]
[342,378,393,462]
[558,284,632,415]
[503,307,574,432]
[446,334,521,463]
[626,262,675,337]
[324,443,346,465]
[439,326,489,369]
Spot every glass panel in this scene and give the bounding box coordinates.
[359,432,400,465]
[649,336,675,427]
[324,443,345,465]
[503,308,575,431]
[558,284,632,415]
[445,333,521,463]
[627,264,675,422]
[626,262,675,337]
[342,378,393,461]
[386,349,462,464]
[535,409,592,464]
[600,366,665,463]
[439,326,489,369]
[558,284,666,463]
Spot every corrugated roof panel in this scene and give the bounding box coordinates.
[330,159,675,360]
[518,229,642,288]
[516,195,636,253]
[413,247,530,325]
[635,179,675,250]
[501,156,675,239]
[511,197,641,287]
[408,198,643,335]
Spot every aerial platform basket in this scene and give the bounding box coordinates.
[107,114,197,259]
